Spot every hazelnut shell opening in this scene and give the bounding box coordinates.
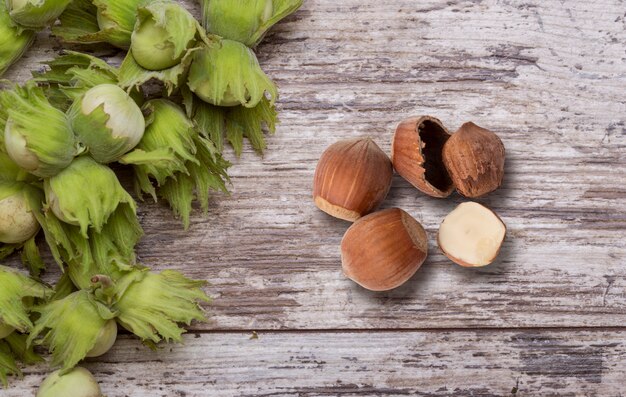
[391,116,454,198]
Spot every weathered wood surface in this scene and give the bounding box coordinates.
[7,330,626,397]
[3,0,626,395]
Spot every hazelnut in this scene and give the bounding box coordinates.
[341,208,428,291]
[437,202,506,267]
[442,122,505,198]
[391,116,454,198]
[313,138,393,222]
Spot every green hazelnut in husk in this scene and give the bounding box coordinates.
[7,0,72,29]
[204,0,272,45]
[85,319,117,358]
[29,289,117,371]
[201,0,303,47]
[130,0,197,71]
[94,0,147,48]
[115,269,209,343]
[188,39,277,108]
[69,84,145,164]
[1,83,77,177]
[0,265,51,335]
[36,367,103,397]
[0,2,35,77]
[0,182,39,244]
[44,156,135,236]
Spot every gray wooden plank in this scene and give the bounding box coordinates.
[2,0,625,330]
[6,330,626,396]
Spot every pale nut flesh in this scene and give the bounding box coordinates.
[341,208,428,291]
[437,202,506,267]
[313,138,393,222]
[391,116,454,198]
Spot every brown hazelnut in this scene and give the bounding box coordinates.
[341,208,428,291]
[391,116,454,198]
[437,202,506,267]
[442,122,505,198]
[313,138,393,222]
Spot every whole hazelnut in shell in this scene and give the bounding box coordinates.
[313,138,393,222]
[341,208,428,291]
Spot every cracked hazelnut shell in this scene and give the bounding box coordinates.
[313,138,393,222]
[391,116,454,198]
[341,208,428,291]
[442,122,505,198]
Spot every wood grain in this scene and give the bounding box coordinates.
[7,330,626,396]
[2,0,626,394]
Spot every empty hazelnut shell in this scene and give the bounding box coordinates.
[442,122,505,198]
[391,116,454,198]
[437,202,506,267]
[313,138,393,222]
[341,208,428,291]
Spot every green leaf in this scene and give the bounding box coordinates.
[157,173,194,229]
[115,269,209,344]
[29,290,117,371]
[0,341,20,388]
[226,97,277,155]
[41,53,117,95]
[4,333,43,365]
[126,99,198,198]
[248,0,303,47]
[95,0,152,35]
[0,244,17,261]
[0,153,26,183]
[20,236,45,278]
[0,265,51,333]
[35,203,142,289]
[50,0,99,41]
[190,95,278,156]
[189,98,225,152]
[51,0,139,49]
[119,148,178,166]
[158,135,230,229]
[82,204,142,285]
[50,273,75,301]
[33,51,132,111]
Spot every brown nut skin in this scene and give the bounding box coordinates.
[442,122,505,198]
[341,208,428,291]
[313,138,393,222]
[391,116,454,198]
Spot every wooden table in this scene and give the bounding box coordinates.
[5,0,626,395]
